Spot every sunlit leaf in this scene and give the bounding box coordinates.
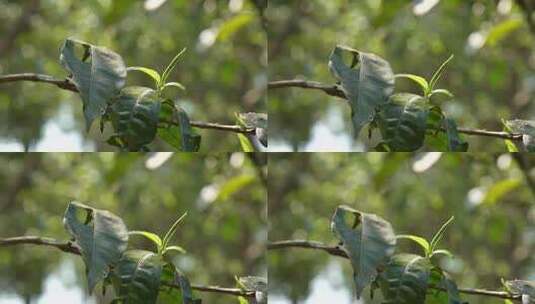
[129,231,163,252]
[127,67,161,86]
[396,235,430,256]
[395,74,429,95]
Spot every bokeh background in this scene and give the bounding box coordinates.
[0,0,266,151]
[269,153,535,304]
[0,152,267,303]
[268,0,535,151]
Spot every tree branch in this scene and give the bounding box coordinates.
[268,79,523,141]
[0,73,253,134]
[0,236,253,298]
[268,239,521,301]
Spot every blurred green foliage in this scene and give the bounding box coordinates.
[0,0,266,151]
[0,152,267,303]
[269,153,535,303]
[268,0,535,151]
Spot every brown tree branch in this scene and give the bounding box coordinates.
[0,236,254,298]
[0,73,254,134]
[269,79,524,141]
[268,239,522,301]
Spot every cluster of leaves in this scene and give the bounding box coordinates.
[328,45,535,152]
[330,205,534,303]
[59,38,199,151]
[62,202,262,304]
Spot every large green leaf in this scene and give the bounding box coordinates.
[377,93,428,151]
[59,38,126,131]
[379,254,431,304]
[157,100,201,152]
[504,119,535,151]
[330,205,396,298]
[110,86,161,151]
[328,45,394,137]
[63,201,128,293]
[113,250,163,304]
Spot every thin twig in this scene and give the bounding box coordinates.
[0,73,251,134]
[269,79,523,141]
[268,239,521,301]
[0,236,251,298]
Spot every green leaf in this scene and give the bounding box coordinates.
[161,48,187,84]
[429,55,454,90]
[395,74,429,95]
[113,250,163,304]
[504,119,535,151]
[237,133,255,152]
[430,216,454,252]
[129,231,163,252]
[440,273,466,304]
[396,235,430,256]
[428,271,466,304]
[482,178,521,205]
[486,19,523,47]
[162,245,187,256]
[109,86,161,151]
[157,101,201,152]
[162,82,186,91]
[379,254,431,304]
[429,89,454,100]
[430,249,454,259]
[159,263,201,304]
[377,93,429,151]
[60,38,126,131]
[127,67,161,87]
[236,276,267,304]
[162,212,188,249]
[330,205,396,298]
[63,201,128,293]
[328,45,395,137]
[217,13,255,41]
[443,118,468,152]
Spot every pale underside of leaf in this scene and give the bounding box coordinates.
[328,45,394,138]
[60,38,126,131]
[63,201,128,293]
[330,205,396,298]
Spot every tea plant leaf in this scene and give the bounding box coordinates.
[128,231,163,252]
[162,212,188,249]
[109,86,161,151]
[395,74,429,95]
[63,201,128,293]
[430,55,454,90]
[429,89,454,99]
[162,82,186,91]
[328,45,394,137]
[379,254,431,304]
[161,48,187,84]
[377,93,429,151]
[159,263,201,304]
[443,118,468,151]
[430,216,454,252]
[113,250,163,304]
[396,235,430,256]
[330,205,396,298]
[162,245,186,256]
[60,38,126,131]
[504,119,535,152]
[127,67,161,86]
[157,100,201,152]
